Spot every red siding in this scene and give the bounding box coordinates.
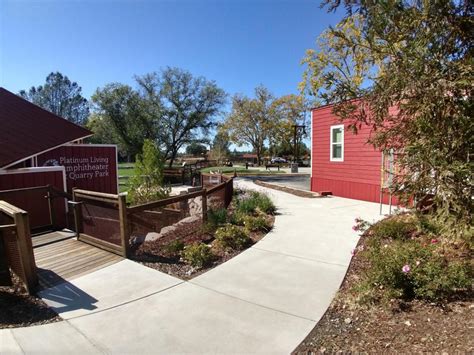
[311,105,392,204]
[0,169,67,229]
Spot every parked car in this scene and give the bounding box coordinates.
[271,157,287,164]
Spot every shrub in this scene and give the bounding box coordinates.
[215,224,252,251]
[229,210,245,226]
[128,139,170,205]
[182,243,216,268]
[164,240,185,257]
[207,208,228,229]
[357,237,472,303]
[369,215,417,241]
[242,215,271,232]
[236,191,276,215]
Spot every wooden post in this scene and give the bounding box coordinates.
[13,211,38,294]
[118,193,130,257]
[46,185,55,229]
[201,189,208,223]
[71,189,83,238]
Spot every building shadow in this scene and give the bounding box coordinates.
[37,268,98,314]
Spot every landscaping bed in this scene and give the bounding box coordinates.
[0,272,61,329]
[294,213,473,353]
[132,189,276,280]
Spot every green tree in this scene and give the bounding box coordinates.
[302,1,473,234]
[210,126,231,163]
[224,86,276,165]
[270,94,309,160]
[19,72,89,125]
[92,83,158,161]
[128,139,170,205]
[85,113,129,160]
[185,142,208,156]
[136,67,226,167]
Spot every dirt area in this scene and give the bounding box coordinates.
[132,216,274,280]
[0,272,61,329]
[293,234,474,354]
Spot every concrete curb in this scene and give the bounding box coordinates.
[254,179,324,198]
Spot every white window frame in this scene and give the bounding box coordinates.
[330,124,344,162]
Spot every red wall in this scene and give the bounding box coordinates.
[311,105,393,204]
[37,145,118,194]
[0,168,67,230]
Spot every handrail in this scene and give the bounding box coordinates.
[0,185,49,194]
[0,200,27,217]
[127,189,204,213]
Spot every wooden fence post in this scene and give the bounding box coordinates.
[201,189,208,223]
[118,193,130,258]
[71,188,83,239]
[13,211,38,294]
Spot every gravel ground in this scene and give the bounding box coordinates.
[0,273,61,329]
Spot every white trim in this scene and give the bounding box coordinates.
[1,134,94,169]
[0,166,65,175]
[330,124,344,162]
[310,110,313,178]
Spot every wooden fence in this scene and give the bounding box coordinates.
[0,201,38,294]
[72,174,234,257]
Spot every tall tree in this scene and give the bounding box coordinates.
[270,94,309,159]
[19,72,89,125]
[210,126,231,163]
[224,86,276,165]
[302,1,473,234]
[136,67,226,167]
[92,83,157,160]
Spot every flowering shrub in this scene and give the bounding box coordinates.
[182,242,216,268]
[242,215,271,233]
[352,217,371,233]
[215,224,251,251]
[355,217,472,303]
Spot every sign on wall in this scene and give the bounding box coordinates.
[37,144,118,194]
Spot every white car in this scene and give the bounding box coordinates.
[271,157,287,164]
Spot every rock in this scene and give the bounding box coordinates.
[144,232,160,242]
[344,318,352,324]
[404,320,412,326]
[130,235,146,245]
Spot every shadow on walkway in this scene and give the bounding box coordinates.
[38,269,98,314]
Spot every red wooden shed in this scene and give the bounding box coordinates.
[310,103,394,204]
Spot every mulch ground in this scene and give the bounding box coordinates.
[133,216,274,280]
[293,236,474,354]
[0,272,61,329]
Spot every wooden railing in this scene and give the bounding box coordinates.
[0,201,38,294]
[72,174,234,258]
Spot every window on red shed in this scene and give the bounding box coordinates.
[330,125,344,162]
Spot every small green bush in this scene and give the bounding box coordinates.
[236,191,276,215]
[182,243,216,268]
[229,210,245,226]
[215,224,252,251]
[369,216,417,241]
[207,208,228,228]
[242,215,271,232]
[164,240,185,256]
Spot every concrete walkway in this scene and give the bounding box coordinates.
[1,179,383,354]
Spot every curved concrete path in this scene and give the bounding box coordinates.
[1,179,383,354]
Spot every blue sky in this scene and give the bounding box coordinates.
[0,0,342,104]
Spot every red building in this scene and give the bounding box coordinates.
[310,103,394,204]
